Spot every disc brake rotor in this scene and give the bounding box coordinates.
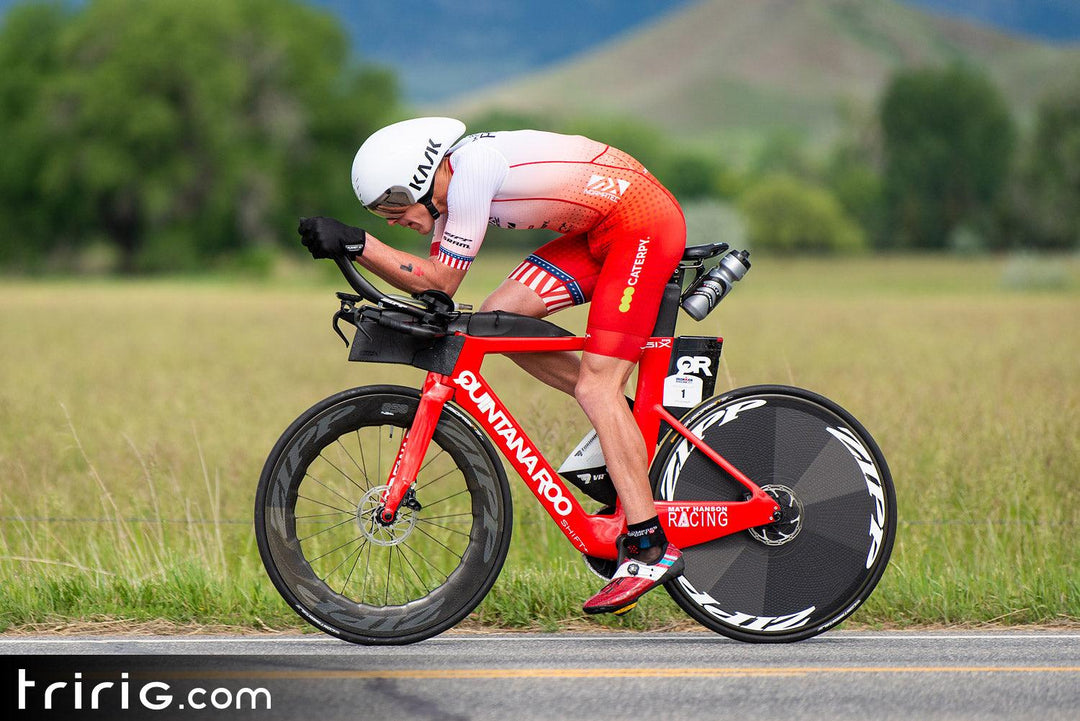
[357,485,417,546]
[748,484,803,546]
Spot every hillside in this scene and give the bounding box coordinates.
[441,0,1080,150]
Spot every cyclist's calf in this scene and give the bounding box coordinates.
[574,353,655,524]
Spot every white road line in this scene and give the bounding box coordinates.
[0,632,1077,645]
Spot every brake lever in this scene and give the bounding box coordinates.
[332,310,351,346]
[332,294,363,347]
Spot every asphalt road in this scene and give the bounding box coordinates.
[3,631,1078,720]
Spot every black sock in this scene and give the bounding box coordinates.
[625,516,667,563]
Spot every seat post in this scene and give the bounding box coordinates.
[650,275,682,338]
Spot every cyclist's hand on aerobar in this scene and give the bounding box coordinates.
[297,216,367,260]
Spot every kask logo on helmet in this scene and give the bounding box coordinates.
[407,139,444,194]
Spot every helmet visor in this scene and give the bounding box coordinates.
[365,186,416,218]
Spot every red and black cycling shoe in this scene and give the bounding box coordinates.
[582,540,684,616]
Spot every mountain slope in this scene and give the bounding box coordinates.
[442,0,1080,148]
[310,0,696,102]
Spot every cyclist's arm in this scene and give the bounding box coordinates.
[352,145,507,298]
[354,232,467,296]
[428,143,509,273]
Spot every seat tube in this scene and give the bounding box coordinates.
[378,372,453,523]
[635,336,674,464]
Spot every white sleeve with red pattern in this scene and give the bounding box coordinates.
[432,143,509,270]
[428,216,446,258]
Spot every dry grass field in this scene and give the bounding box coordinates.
[0,251,1076,632]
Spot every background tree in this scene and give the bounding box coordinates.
[739,174,867,255]
[825,101,886,249]
[879,64,1016,250]
[566,118,738,202]
[0,2,68,269]
[0,0,399,272]
[1006,87,1080,250]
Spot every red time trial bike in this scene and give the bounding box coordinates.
[254,242,896,645]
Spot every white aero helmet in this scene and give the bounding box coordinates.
[351,117,466,220]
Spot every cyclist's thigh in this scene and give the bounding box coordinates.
[495,231,601,315]
[585,197,685,361]
[479,278,548,316]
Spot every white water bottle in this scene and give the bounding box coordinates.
[680,249,751,321]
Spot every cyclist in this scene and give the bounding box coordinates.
[298,117,687,615]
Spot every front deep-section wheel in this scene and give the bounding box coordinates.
[651,385,896,642]
[255,385,513,645]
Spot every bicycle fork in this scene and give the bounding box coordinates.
[377,374,453,524]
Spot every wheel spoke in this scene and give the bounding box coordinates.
[295,510,351,521]
[413,522,465,562]
[300,518,358,539]
[335,438,371,490]
[416,448,447,477]
[384,546,393,606]
[414,462,458,492]
[422,487,470,508]
[377,428,383,486]
[356,429,370,486]
[416,511,472,523]
[316,454,367,497]
[303,471,357,510]
[318,537,366,586]
[307,533,365,564]
[338,538,369,596]
[396,545,432,596]
[297,493,354,517]
[358,537,374,603]
[298,516,358,543]
[401,538,454,580]
[416,517,471,537]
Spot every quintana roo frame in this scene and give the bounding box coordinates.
[373,330,781,561]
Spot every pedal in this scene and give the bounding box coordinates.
[582,553,618,580]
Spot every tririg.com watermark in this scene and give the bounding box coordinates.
[17,668,272,712]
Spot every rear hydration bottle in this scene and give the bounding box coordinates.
[680,249,751,321]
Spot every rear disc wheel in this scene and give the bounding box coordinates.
[651,385,896,642]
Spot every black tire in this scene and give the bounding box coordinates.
[255,385,513,645]
[650,385,896,643]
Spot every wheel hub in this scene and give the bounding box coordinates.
[357,485,417,546]
[748,484,803,546]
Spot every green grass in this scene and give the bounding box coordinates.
[1,252,1078,633]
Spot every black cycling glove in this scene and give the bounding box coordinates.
[297,217,367,260]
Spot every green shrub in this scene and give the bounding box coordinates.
[739,174,867,254]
